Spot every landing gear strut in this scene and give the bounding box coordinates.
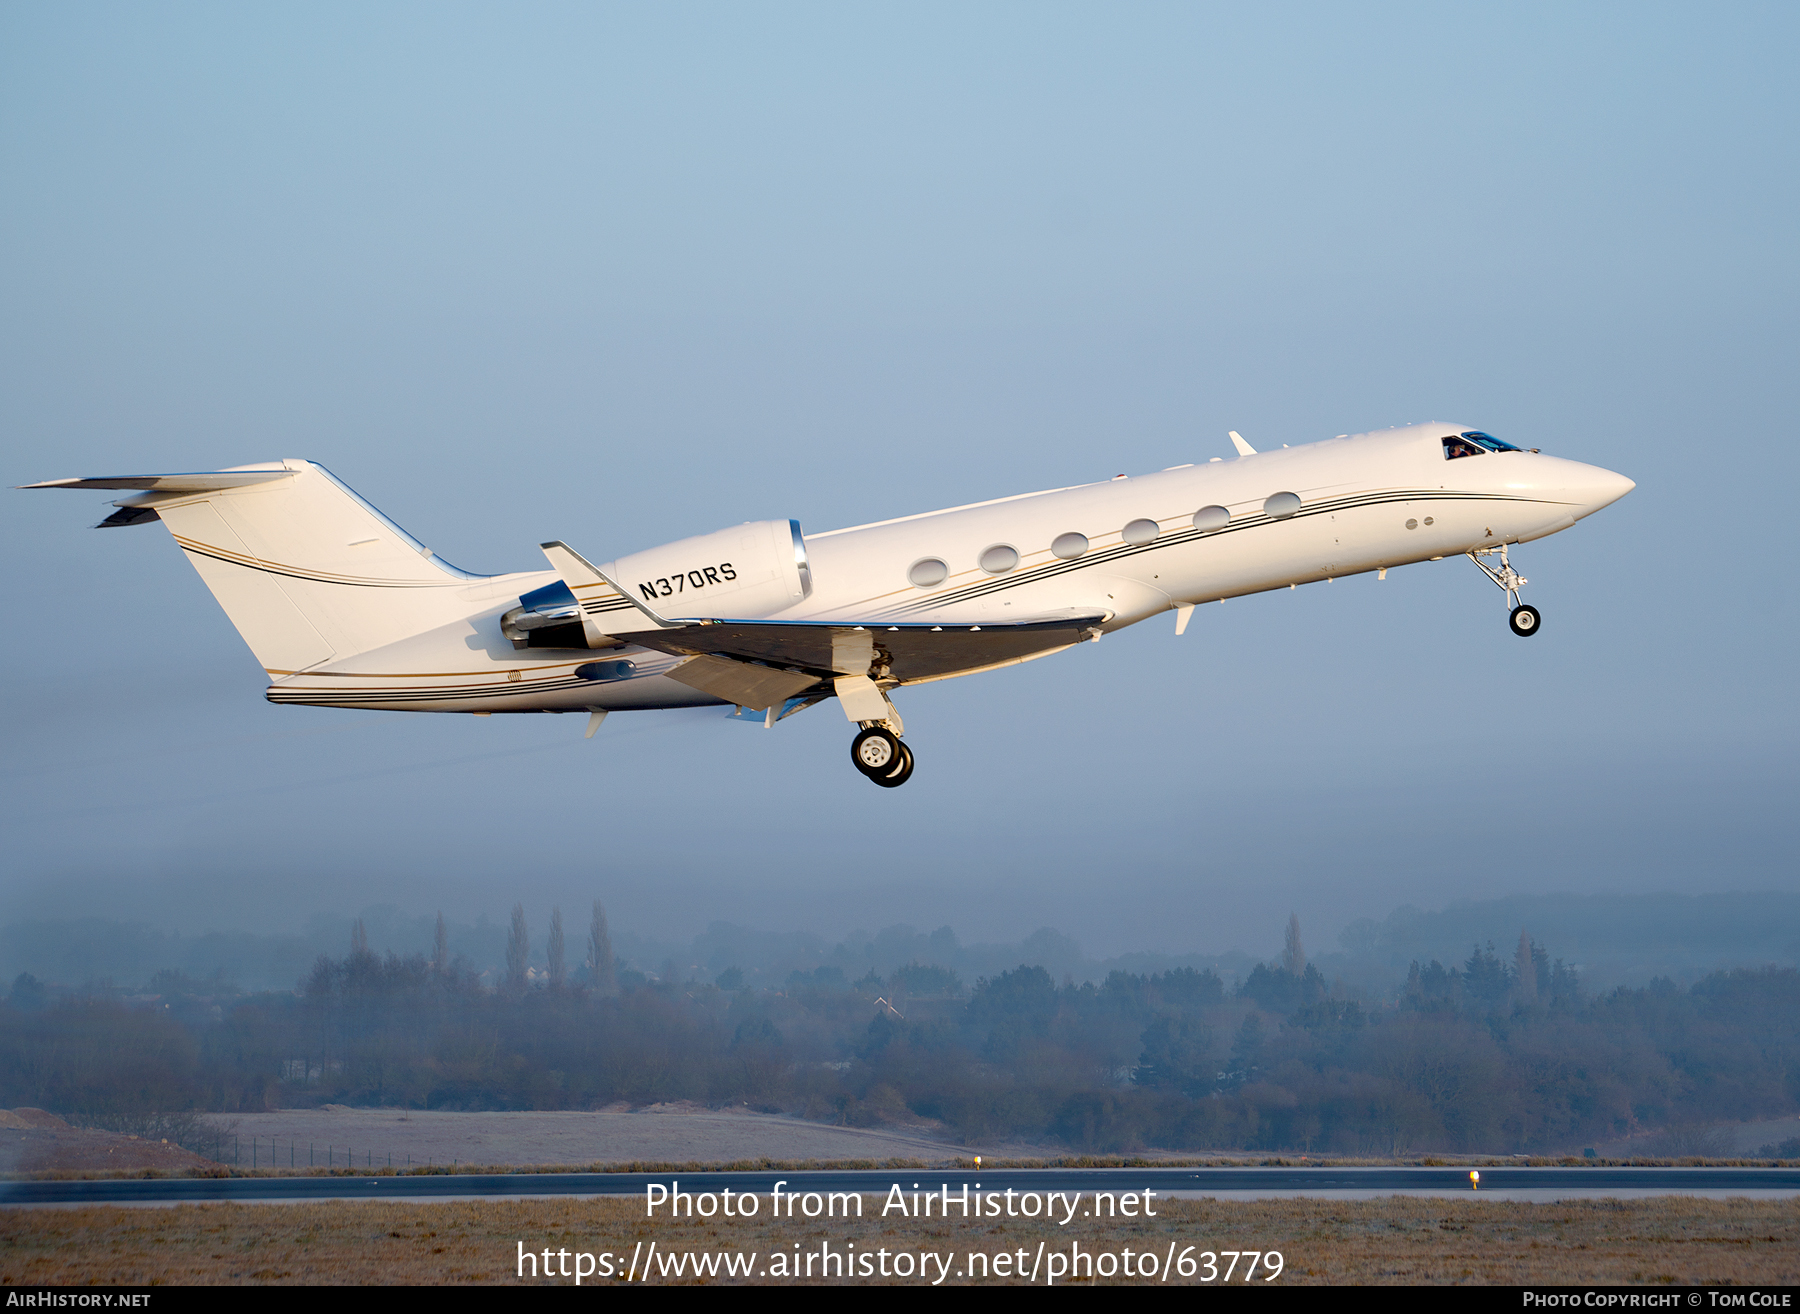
[1468,544,1541,638]
[851,725,915,788]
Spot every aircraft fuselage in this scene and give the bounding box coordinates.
[260,422,1632,716]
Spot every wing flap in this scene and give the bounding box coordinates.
[663,654,822,711]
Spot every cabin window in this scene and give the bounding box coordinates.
[908,558,949,588]
[978,544,1020,574]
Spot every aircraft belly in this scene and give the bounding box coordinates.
[1392,495,1575,560]
[552,674,726,711]
[266,673,726,714]
[1163,494,1561,599]
[1312,500,1432,577]
[1151,516,1336,599]
[1083,574,1174,626]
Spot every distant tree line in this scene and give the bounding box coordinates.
[3,916,1797,1154]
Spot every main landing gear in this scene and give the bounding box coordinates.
[1467,543,1541,638]
[851,725,915,788]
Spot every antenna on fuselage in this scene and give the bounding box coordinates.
[1228,431,1256,457]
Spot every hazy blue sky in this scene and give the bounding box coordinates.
[3,2,1795,961]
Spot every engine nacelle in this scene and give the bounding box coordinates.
[599,519,812,620]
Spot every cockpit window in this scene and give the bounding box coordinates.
[1464,431,1522,452]
[1443,430,1524,459]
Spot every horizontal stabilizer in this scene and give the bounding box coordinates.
[20,469,292,492]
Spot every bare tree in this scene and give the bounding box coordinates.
[432,912,448,974]
[506,904,529,991]
[350,919,368,956]
[586,900,617,995]
[547,907,566,989]
[1281,913,1305,976]
[1515,929,1538,1004]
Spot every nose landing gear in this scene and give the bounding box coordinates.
[1468,544,1541,638]
[851,725,915,787]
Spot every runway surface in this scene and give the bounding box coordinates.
[7,1166,1799,1206]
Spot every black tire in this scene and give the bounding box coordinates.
[1509,604,1541,637]
[872,743,914,788]
[851,727,901,776]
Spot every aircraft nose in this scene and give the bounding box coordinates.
[1582,465,1635,512]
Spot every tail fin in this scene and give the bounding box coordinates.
[24,460,488,674]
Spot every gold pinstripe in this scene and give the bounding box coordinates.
[171,534,457,588]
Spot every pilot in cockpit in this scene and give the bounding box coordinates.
[1443,431,1523,460]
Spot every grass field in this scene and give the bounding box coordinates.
[4,1196,1796,1285]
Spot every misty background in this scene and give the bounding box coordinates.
[2,4,1795,973]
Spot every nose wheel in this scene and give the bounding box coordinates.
[851,726,915,787]
[1469,544,1541,638]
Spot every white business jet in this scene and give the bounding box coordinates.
[26,423,1631,787]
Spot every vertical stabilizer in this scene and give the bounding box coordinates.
[27,461,487,674]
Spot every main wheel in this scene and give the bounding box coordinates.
[871,742,914,788]
[850,726,901,776]
[1509,603,1541,637]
